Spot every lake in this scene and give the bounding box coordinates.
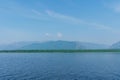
[0,53,120,80]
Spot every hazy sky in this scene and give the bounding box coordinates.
[0,0,120,44]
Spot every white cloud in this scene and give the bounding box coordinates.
[45,33,51,37]
[32,9,42,16]
[1,0,115,33]
[57,32,63,38]
[45,10,83,24]
[45,10,118,33]
[109,3,120,13]
[113,4,120,12]
[45,32,63,39]
[1,0,118,35]
[104,1,120,13]
[88,23,112,30]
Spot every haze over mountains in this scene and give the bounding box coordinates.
[1,40,118,50]
[111,41,120,49]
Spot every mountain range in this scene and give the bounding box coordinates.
[0,40,120,50]
[110,41,120,49]
[0,40,115,50]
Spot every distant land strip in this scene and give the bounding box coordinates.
[0,49,120,53]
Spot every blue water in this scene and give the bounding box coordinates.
[0,53,120,80]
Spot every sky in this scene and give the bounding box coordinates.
[0,0,120,45]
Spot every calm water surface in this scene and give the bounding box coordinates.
[0,53,120,80]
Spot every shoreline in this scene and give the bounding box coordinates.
[0,49,120,53]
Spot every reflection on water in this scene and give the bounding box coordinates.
[0,53,120,80]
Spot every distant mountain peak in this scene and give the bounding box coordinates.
[0,40,109,50]
[111,41,120,49]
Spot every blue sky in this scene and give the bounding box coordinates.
[0,0,120,45]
